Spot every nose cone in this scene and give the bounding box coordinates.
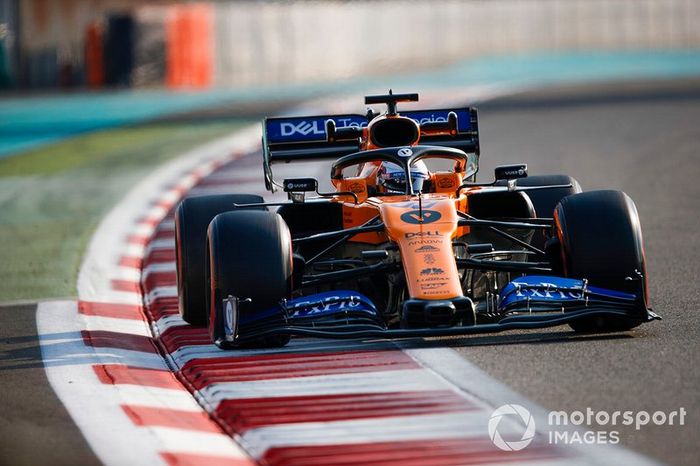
[379,198,463,300]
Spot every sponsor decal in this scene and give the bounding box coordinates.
[420,267,445,276]
[405,231,440,239]
[408,239,443,246]
[420,282,446,290]
[511,281,583,299]
[418,267,447,284]
[268,116,368,142]
[495,164,528,180]
[400,209,442,225]
[415,244,439,253]
[502,169,525,177]
[423,253,435,264]
[397,148,413,157]
[411,114,448,125]
[349,182,365,193]
[284,179,316,191]
[403,109,472,133]
[280,121,325,137]
[335,118,368,129]
[438,177,455,189]
[291,295,362,315]
[269,110,472,143]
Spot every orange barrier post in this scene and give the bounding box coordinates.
[166,3,213,89]
[85,23,105,88]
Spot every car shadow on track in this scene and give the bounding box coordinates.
[0,344,45,370]
[393,330,636,350]
[0,303,47,371]
[0,331,50,371]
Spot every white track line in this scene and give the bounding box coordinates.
[147,427,248,458]
[116,387,205,412]
[153,314,189,334]
[39,328,166,370]
[241,411,496,458]
[197,369,450,407]
[145,286,178,304]
[37,300,167,466]
[83,315,150,336]
[143,262,176,276]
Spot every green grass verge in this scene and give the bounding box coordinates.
[0,121,249,301]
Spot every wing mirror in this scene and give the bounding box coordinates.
[282,177,359,204]
[283,178,318,193]
[283,178,318,203]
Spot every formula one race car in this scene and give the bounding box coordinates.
[175,91,659,349]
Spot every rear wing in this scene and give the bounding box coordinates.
[262,107,479,191]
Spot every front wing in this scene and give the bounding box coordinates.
[223,276,659,345]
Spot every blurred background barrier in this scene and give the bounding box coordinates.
[0,0,698,91]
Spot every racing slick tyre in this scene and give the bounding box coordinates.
[554,190,649,332]
[175,194,265,326]
[503,175,582,251]
[206,210,292,349]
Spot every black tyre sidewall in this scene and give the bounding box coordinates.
[555,190,648,331]
[175,194,264,325]
[207,210,292,347]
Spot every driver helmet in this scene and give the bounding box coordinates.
[377,160,430,193]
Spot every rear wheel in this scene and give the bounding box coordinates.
[515,175,582,216]
[206,210,292,348]
[554,190,648,332]
[512,175,582,250]
[175,194,265,325]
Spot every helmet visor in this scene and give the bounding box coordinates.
[380,167,429,193]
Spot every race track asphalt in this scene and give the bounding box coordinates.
[0,77,697,465]
[0,302,101,466]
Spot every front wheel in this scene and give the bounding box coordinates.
[554,190,649,332]
[206,210,292,348]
